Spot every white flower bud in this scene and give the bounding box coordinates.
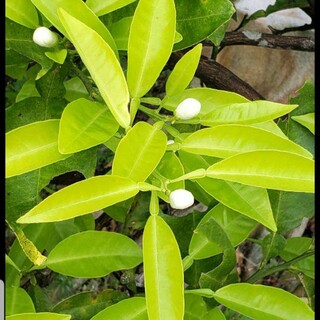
[175,98,201,120]
[33,27,58,48]
[167,139,175,145]
[169,189,194,209]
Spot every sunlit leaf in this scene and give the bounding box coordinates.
[6,287,35,316]
[292,113,314,134]
[127,0,176,98]
[86,0,136,16]
[6,0,38,29]
[17,175,139,224]
[58,9,130,128]
[46,231,142,277]
[6,313,71,320]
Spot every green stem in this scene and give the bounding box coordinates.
[138,104,170,122]
[246,250,315,284]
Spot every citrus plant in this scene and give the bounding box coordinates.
[5,0,314,319]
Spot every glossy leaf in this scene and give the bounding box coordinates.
[189,204,256,259]
[6,120,70,178]
[91,297,148,320]
[86,0,136,16]
[58,9,130,129]
[179,151,277,231]
[174,0,235,50]
[6,0,38,29]
[180,125,312,159]
[51,289,127,319]
[213,283,314,320]
[280,237,314,278]
[31,0,118,56]
[17,175,139,224]
[6,287,35,316]
[58,98,119,154]
[161,88,249,114]
[46,230,142,277]
[127,0,176,98]
[206,150,315,193]
[45,49,67,65]
[201,101,298,126]
[250,121,288,139]
[112,122,167,182]
[184,294,208,320]
[143,215,184,319]
[6,313,71,320]
[166,44,202,96]
[292,113,314,134]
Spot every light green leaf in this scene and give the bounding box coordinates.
[46,231,142,278]
[52,289,127,320]
[64,77,89,102]
[31,0,118,56]
[6,120,70,178]
[87,0,136,16]
[6,313,71,320]
[292,113,314,134]
[206,150,315,193]
[213,283,314,320]
[180,125,312,158]
[179,151,277,231]
[91,297,147,320]
[15,79,40,103]
[189,204,256,260]
[249,121,288,139]
[6,0,39,29]
[17,175,139,224]
[166,43,202,96]
[201,101,298,126]
[143,215,184,319]
[6,287,35,316]
[44,49,67,64]
[58,9,130,129]
[174,0,235,50]
[184,294,208,320]
[58,98,119,154]
[110,17,133,50]
[161,88,249,114]
[127,0,176,98]
[112,122,167,182]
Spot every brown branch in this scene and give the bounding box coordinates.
[203,32,315,52]
[168,52,264,101]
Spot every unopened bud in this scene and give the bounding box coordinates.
[169,189,194,209]
[175,98,201,120]
[33,27,58,48]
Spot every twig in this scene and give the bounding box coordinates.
[203,32,315,52]
[167,52,264,100]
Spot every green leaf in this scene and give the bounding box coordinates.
[180,125,312,159]
[206,150,314,193]
[110,16,133,50]
[15,79,40,103]
[6,313,71,320]
[31,0,118,57]
[201,101,298,126]
[184,294,208,320]
[112,122,167,182]
[91,297,148,320]
[213,283,314,320]
[6,120,71,178]
[161,88,249,114]
[166,44,202,96]
[64,77,89,102]
[58,98,119,154]
[46,230,142,277]
[292,113,314,134]
[86,0,136,16]
[179,151,277,231]
[45,49,67,64]
[188,204,256,260]
[6,0,39,29]
[143,215,184,319]
[52,289,127,319]
[249,121,289,139]
[58,9,130,129]
[6,287,35,316]
[280,237,314,279]
[6,18,54,77]
[17,175,139,224]
[261,233,286,262]
[127,0,176,98]
[174,0,235,50]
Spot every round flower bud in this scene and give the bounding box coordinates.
[167,139,175,145]
[175,98,201,120]
[169,189,194,209]
[33,27,58,48]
